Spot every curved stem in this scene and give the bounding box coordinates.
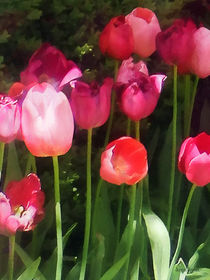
[8,234,15,280]
[168,184,196,279]
[186,76,199,136]
[52,156,63,280]
[167,65,178,232]
[123,184,136,280]
[79,128,92,280]
[0,142,5,181]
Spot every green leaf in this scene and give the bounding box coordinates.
[143,207,170,280]
[186,268,210,279]
[188,243,205,272]
[17,257,41,280]
[99,253,128,280]
[171,258,187,280]
[130,259,140,280]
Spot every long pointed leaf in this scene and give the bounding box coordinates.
[17,257,41,280]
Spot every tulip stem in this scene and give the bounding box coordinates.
[52,156,63,280]
[167,65,178,232]
[104,60,119,147]
[8,234,15,280]
[168,184,196,280]
[123,184,136,280]
[79,128,92,280]
[0,142,5,181]
[186,76,199,136]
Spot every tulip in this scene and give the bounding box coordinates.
[125,7,161,58]
[99,16,134,60]
[0,174,45,236]
[20,43,82,90]
[178,132,210,186]
[70,78,113,129]
[156,19,197,74]
[190,27,210,78]
[0,95,20,143]
[116,57,166,121]
[100,136,148,185]
[21,82,74,157]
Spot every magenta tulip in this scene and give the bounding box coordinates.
[70,78,113,129]
[21,82,74,157]
[178,132,210,186]
[100,137,148,185]
[126,7,161,58]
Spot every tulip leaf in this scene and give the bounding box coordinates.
[99,253,128,280]
[130,259,140,280]
[143,207,170,280]
[171,258,187,280]
[17,257,41,280]
[186,268,210,279]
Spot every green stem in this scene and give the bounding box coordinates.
[25,153,37,175]
[135,121,140,141]
[184,75,191,137]
[186,76,199,136]
[167,65,178,232]
[168,185,196,280]
[79,128,92,280]
[104,60,119,147]
[115,185,124,245]
[0,142,5,180]
[123,184,136,280]
[52,156,63,280]
[8,235,15,280]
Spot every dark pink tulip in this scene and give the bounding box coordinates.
[0,174,45,236]
[100,137,148,185]
[178,132,210,186]
[20,43,82,90]
[190,27,210,78]
[21,82,74,157]
[99,16,134,60]
[126,8,161,58]
[156,19,197,74]
[0,95,20,143]
[116,58,166,121]
[70,78,113,129]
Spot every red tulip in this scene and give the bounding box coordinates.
[70,78,113,129]
[156,19,197,74]
[21,82,74,157]
[178,132,210,186]
[100,137,148,185]
[99,16,134,60]
[190,27,210,78]
[20,43,82,90]
[116,57,166,121]
[0,174,45,236]
[125,7,161,58]
[0,95,20,143]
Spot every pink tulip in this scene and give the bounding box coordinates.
[99,16,134,60]
[116,57,166,121]
[0,95,20,143]
[0,174,45,236]
[70,78,113,129]
[21,82,74,157]
[20,43,82,90]
[125,7,161,58]
[190,27,210,78]
[100,137,148,185]
[156,19,197,74]
[178,132,210,186]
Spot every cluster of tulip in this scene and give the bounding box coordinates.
[0,5,210,280]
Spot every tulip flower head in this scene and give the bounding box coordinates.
[178,132,210,186]
[156,19,197,74]
[0,174,45,236]
[100,137,148,185]
[20,43,82,90]
[99,16,134,60]
[0,95,20,143]
[126,7,161,58]
[116,58,166,121]
[21,82,74,157]
[70,78,113,129]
